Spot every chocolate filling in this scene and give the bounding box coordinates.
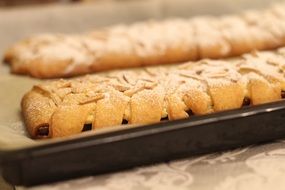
[242,97,251,106]
[160,116,169,121]
[186,109,194,116]
[122,119,128,124]
[36,124,49,137]
[282,90,285,99]
[82,123,92,132]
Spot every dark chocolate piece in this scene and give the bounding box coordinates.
[281,90,285,99]
[160,116,169,121]
[242,97,251,106]
[82,123,92,132]
[122,119,128,124]
[186,109,194,116]
[36,124,49,137]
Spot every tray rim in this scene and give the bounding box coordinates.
[1,100,285,186]
[1,100,284,160]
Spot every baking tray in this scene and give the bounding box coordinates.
[1,100,285,187]
[0,1,284,188]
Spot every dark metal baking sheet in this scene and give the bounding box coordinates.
[1,100,285,186]
[0,1,284,189]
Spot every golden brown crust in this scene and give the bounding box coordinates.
[21,88,56,138]
[5,3,285,78]
[21,48,285,139]
[249,75,281,105]
[208,81,245,111]
[93,89,129,128]
[183,89,213,115]
[50,105,92,138]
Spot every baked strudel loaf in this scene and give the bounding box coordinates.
[22,48,285,138]
[4,3,285,78]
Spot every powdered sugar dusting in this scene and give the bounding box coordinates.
[7,2,285,78]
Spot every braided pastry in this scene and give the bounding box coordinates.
[21,48,285,138]
[4,3,285,78]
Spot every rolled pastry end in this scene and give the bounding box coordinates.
[3,48,14,64]
[21,90,56,139]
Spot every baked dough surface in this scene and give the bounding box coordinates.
[4,3,285,78]
[21,49,285,138]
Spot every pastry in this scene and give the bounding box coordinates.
[21,48,285,139]
[4,3,285,78]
